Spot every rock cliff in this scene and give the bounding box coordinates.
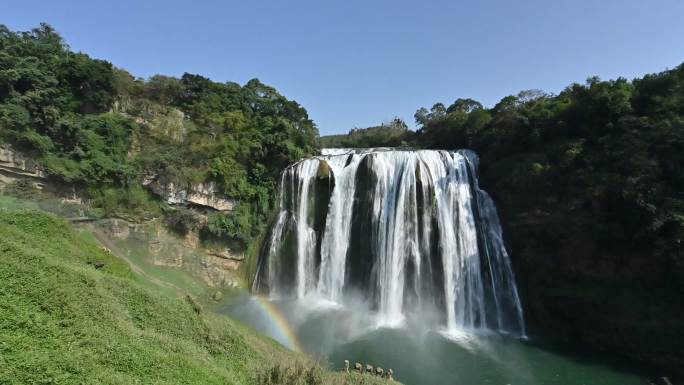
[0,145,245,289]
[99,218,243,288]
[0,146,47,185]
[494,197,684,378]
[143,178,237,212]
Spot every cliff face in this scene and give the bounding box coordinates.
[143,178,237,212]
[498,202,684,377]
[0,145,246,289]
[98,218,243,288]
[0,146,47,184]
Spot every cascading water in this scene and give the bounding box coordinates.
[254,148,525,336]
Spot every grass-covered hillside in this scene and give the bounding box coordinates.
[0,207,390,385]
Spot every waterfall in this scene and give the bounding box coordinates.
[255,148,525,335]
[317,152,363,301]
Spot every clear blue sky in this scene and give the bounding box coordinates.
[5,0,684,135]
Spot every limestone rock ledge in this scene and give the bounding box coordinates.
[0,146,47,184]
[143,178,236,211]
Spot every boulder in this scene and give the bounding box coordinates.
[317,159,331,179]
[186,182,236,211]
[212,291,224,301]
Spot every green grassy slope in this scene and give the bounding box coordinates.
[0,208,390,385]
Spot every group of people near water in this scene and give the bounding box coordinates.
[343,360,394,381]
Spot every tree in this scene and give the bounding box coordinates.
[446,98,483,114]
[414,103,447,127]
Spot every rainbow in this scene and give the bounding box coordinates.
[252,296,305,353]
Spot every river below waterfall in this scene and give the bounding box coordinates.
[217,293,648,385]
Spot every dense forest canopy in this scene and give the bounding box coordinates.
[0,23,319,246]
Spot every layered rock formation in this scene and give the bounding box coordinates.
[0,146,47,185]
[99,218,243,288]
[0,145,244,289]
[143,178,236,211]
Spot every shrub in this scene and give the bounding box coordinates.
[1,179,35,199]
[163,207,198,236]
[258,362,323,385]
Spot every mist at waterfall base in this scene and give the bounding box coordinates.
[223,149,647,385]
[219,293,646,385]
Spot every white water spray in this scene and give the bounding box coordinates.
[255,149,525,336]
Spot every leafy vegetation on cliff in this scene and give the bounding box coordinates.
[0,207,392,385]
[0,24,319,247]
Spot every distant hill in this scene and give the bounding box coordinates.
[320,118,413,148]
